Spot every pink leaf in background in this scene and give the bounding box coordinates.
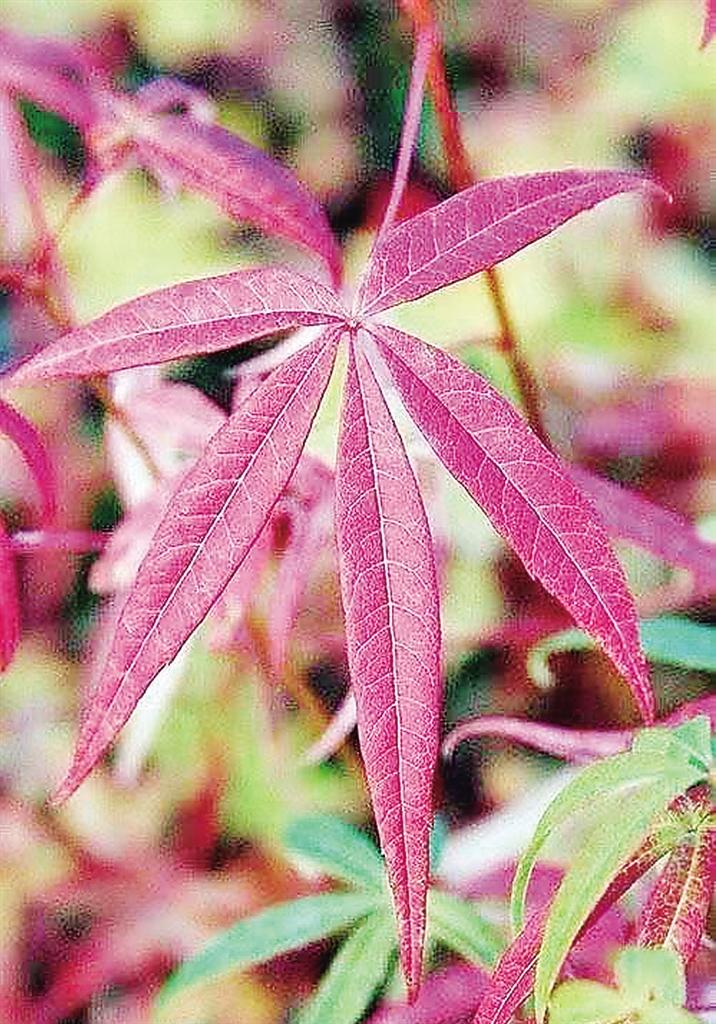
[568,466,716,596]
[0,28,95,129]
[702,0,716,46]
[444,695,716,763]
[335,338,442,994]
[0,396,57,523]
[369,962,489,1024]
[10,266,345,382]
[53,328,340,802]
[372,324,654,723]
[91,96,341,282]
[360,171,662,315]
[0,518,20,671]
[637,820,715,965]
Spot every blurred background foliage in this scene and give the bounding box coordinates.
[0,1,713,1021]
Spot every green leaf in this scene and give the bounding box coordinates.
[548,979,629,1024]
[639,1003,702,1024]
[639,617,716,673]
[284,815,387,892]
[528,617,716,687]
[511,749,649,935]
[513,718,713,937]
[293,911,396,1024]
[428,889,504,967]
[615,947,686,1006]
[534,779,695,1023]
[157,891,383,1006]
[429,813,449,872]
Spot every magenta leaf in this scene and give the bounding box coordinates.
[52,327,340,803]
[91,95,341,282]
[371,324,653,723]
[444,695,716,763]
[10,266,345,382]
[360,170,662,315]
[568,466,716,596]
[335,337,442,995]
[637,818,715,965]
[0,517,20,671]
[369,962,489,1024]
[0,28,95,129]
[0,396,57,522]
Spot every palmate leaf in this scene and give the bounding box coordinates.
[294,911,396,1024]
[335,339,442,995]
[10,266,345,382]
[157,891,383,1007]
[472,813,694,1024]
[371,324,653,724]
[359,170,663,315]
[52,328,340,802]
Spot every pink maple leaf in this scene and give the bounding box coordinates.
[9,29,668,996]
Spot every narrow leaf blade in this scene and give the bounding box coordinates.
[0,518,20,671]
[535,777,705,1022]
[637,819,715,965]
[284,814,387,891]
[295,911,396,1024]
[135,116,342,282]
[335,337,442,995]
[428,889,503,967]
[568,467,716,595]
[158,891,382,1006]
[372,325,653,725]
[361,170,662,315]
[0,397,57,522]
[53,328,339,802]
[11,266,345,382]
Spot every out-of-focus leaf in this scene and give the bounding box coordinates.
[369,961,489,1024]
[703,0,716,46]
[528,616,716,688]
[0,27,94,128]
[443,694,716,764]
[568,467,716,595]
[284,815,387,892]
[158,891,384,1007]
[360,170,663,315]
[373,324,654,725]
[0,396,56,522]
[427,889,502,967]
[0,518,20,671]
[548,978,628,1024]
[615,946,686,1006]
[335,340,442,996]
[294,911,396,1024]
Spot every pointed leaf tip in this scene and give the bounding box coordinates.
[335,337,442,995]
[53,328,340,802]
[10,266,345,383]
[372,325,654,725]
[361,169,665,315]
